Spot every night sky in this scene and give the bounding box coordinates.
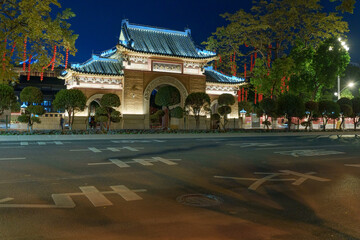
[60,0,360,65]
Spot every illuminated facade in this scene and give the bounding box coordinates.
[61,20,245,129]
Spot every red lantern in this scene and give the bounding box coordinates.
[242,88,245,102]
[250,54,253,72]
[51,45,57,71]
[65,48,69,69]
[245,90,248,102]
[23,36,27,71]
[238,90,241,102]
[11,42,16,55]
[27,55,32,81]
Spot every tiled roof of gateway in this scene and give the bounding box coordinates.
[204,67,245,84]
[119,20,216,59]
[70,55,123,76]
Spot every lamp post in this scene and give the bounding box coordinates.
[336,38,350,100]
[334,81,355,98]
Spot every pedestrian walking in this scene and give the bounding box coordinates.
[60,116,64,131]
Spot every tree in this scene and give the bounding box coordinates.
[303,101,319,131]
[155,86,180,128]
[277,94,305,130]
[351,97,360,130]
[18,86,44,132]
[337,97,353,129]
[52,89,86,130]
[238,101,253,128]
[170,106,183,119]
[217,93,235,130]
[95,93,121,131]
[0,84,17,115]
[185,92,210,129]
[0,0,78,84]
[340,88,354,99]
[318,100,340,131]
[290,38,350,101]
[204,0,349,76]
[259,98,277,129]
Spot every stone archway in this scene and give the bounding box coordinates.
[143,76,188,128]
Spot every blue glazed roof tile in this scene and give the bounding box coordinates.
[119,20,216,59]
[70,55,123,76]
[204,66,244,84]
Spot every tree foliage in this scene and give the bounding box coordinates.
[185,92,210,129]
[52,89,86,130]
[95,93,121,131]
[318,100,340,130]
[277,94,305,130]
[155,86,180,128]
[259,97,277,129]
[204,0,349,76]
[351,97,360,130]
[0,84,17,115]
[18,86,44,131]
[0,0,78,83]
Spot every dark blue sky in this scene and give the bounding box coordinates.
[60,0,360,64]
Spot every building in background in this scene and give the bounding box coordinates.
[61,20,245,129]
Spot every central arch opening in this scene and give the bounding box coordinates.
[149,84,181,129]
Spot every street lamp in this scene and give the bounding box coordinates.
[334,81,355,98]
[337,38,350,100]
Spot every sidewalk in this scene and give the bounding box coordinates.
[0,131,358,142]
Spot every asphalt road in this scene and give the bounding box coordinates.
[0,135,359,240]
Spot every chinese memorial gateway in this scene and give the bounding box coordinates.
[61,20,245,129]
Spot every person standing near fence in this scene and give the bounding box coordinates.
[60,116,64,131]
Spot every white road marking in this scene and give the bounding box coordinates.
[87,162,113,166]
[0,198,14,203]
[20,142,28,146]
[279,170,331,185]
[51,194,76,208]
[227,143,280,148]
[109,159,130,168]
[54,141,63,145]
[152,157,178,165]
[79,186,113,207]
[0,157,26,161]
[0,185,146,209]
[275,149,345,157]
[345,164,360,168]
[37,142,46,145]
[133,159,153,166]
[122,146,140,152]
[88,147,102,153]
[110,185,143,201]
[107,147,121,152]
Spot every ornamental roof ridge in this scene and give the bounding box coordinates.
[205,66,245,82]
[124,20,190,36]
[64,68,124,77]
[71,54,120,69]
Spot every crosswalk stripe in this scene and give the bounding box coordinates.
[109,159,130,168]
[37,142,46,145]
[88,147,101,153]
[51,194,76,208]
[79,186,113,207]
[111,185,142,201]
[20,142,28,146]
[153,157,178,165]
[54,141,63,145]
[122,146,139,152]
[133,159,153,166]
[107,147,120,152]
